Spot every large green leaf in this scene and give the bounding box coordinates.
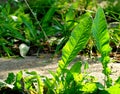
[91,7,111,56]
[92,7,112,87]
[59,13,92,69]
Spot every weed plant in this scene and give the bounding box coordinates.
[0,7,120,94]
[0,0,120,57]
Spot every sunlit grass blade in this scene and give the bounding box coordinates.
[21,16,37,41]
[42,5,56,27]
[3,24,25,41]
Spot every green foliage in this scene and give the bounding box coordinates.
[0,70,44,94]
[0,0,119,57]
[21,15,38,43]
[46,7,118,94]
[107,84,120,94]
[109,22,120,57]
[5,73,15,84]
[91,7,112,87]
[105,0,120,17]
[14,71,23,90]
[103,0,120,54]
[0,1,26,57]
[0,0,49,56]
[58,13,92,73]
[1,0,120,94]
[42,4,56,28]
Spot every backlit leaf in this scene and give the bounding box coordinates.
[60,13,92,69]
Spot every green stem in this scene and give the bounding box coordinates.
[102,57,112,87]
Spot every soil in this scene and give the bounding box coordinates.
[0,53,120,85]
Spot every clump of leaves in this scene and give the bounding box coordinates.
[0,71,44,94]
[44,7,120,93]
[1,6,120,94]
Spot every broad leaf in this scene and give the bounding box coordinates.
[81,82,97,93]
[65,61,82,85]
[60,13,92,69]
[92,7,112,87]
[107,84,120,94]
[70,61,82,73]
[91,7,111,56]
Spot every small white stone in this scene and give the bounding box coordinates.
[19,43,30,57]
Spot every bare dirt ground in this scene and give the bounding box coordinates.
[0,54,120,84]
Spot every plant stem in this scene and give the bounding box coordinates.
[24,0,51,52]
[23,0,48,41]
